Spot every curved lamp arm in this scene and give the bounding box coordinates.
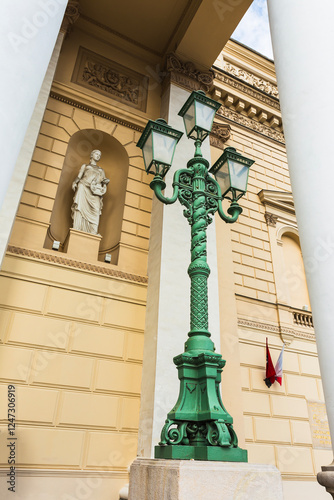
[150,169,189,205]
[210,176,243,223]
[217,199,242,223]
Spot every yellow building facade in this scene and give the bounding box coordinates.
[0,2,332,499]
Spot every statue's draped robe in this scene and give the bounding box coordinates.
[71,164,107,234]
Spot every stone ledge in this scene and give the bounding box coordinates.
[129,458,284,500]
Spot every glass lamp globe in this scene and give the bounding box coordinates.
[137,118,183,178]
[178,90,221,142]
[210,147,254,201]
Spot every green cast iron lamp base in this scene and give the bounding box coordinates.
[155,444,247,462]
[154,347,247,462]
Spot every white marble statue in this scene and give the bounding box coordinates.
[71,149,109,235]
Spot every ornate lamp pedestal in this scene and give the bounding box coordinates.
[155,352,246,461]
[136,91,255,462]
[153,152,247,462]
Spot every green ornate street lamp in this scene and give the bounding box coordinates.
[137,90,254,462]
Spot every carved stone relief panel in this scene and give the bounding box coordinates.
[72,47,149,111]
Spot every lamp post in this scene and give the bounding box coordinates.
[137,90,254,462]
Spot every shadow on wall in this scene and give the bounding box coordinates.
[44,129,129,263]
[281,230,311,310]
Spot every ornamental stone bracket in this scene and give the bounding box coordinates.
[264,212,279,227]
[210,122,231,149]
[162,53,214,93]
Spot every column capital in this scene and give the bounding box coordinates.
[162,53,214,94]
[60,0,80,35]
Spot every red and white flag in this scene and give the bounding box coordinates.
[264,338,276,388]
[275,343,285,385]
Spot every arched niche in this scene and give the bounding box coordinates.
[45,129,129,263]
[277,225,299,243]
[278,228,311,310]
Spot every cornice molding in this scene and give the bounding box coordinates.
[258,189,295,215]
[217,106,284,144]
[237,318,315,342]
[6,246,148,284]
[213,71,279,110]
[49,91,144,133]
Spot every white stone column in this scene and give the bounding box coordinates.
[267,0,334,462]
[0,0,68,265]
[137,83,221,458]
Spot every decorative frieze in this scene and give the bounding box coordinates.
[237,318,315,342]
[238,318,279,333]
[210,122,231,149]
[6,246,148,284]
[164,53,214,93]
[72,47,149,111]
[217,106,285,144]
[223,62,279,99]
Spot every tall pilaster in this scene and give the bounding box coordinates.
[267,0,334,493]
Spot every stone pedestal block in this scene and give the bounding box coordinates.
[63,228,102,262]
[129,458,284,500]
